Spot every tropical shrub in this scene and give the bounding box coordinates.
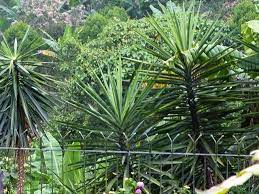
[79,13,108,42]
[119,0,168,18]
[241,20,259,53]
[81,15,167,76]
[0,18,8,31]
[47,17,158,113]
[48,17,160,138]
[99,6,128,21]
[79,6,128,43]
[0,28,55,193]
[151,2,234,46]
[239,21,259,77]
[46,3,259,192]
[1,1,258,193]
[110,179,145,194]
[137,1,258,189]
[229,0,259,32]
[77,0,167,18]
[57,62,178,193]
[3,21,42,45]
[0,0,21,30]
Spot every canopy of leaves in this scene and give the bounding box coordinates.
[79,6,128,42]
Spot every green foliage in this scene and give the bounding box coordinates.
[58,63,169,193]
[2,0,259,193]
[228,187,253,194]
[84,17,160,73]
[62,142,83,192]
[239,19,259,76]
[44,17,156,142]
[79,6,129,43]
[99,6,128,21]
[3,21,42,46]
[54,17,158,98]
[0,28,55,147]
[198,20,234,46]
[239,28,259,76]
[151,2,234,46]
[119,0,167,18]
[24,132,62,193]
[138,1,257,188]
[0,18,9,31]
[79,0,167,18]
[49,4,259,191]
[0,0,20,30]
[196,150,259,194]
[177,186,192,194]
[51,18,159,133]
[79,13,108,42]
[229,0,259,32]
[0,27,57,192]
[150,1,182,17]
[113,178,137,194]
[0,28,55,192]
[241,20,259,53]
[69,0,81,7]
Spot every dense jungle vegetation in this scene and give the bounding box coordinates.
[1,0,259,193]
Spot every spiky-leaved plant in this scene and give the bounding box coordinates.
[58,62,166,193]
[0,28,55,193]
[137,1,259,188]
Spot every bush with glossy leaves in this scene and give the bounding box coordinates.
[229,0,259,32]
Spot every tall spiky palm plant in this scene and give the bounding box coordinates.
[0,28,55,193]
[58,62,168,193]
[137,2,259,188]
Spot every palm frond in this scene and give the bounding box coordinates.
[0,28,55,147]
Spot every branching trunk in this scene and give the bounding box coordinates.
[16,149,26,194]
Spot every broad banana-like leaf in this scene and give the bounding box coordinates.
[196,150,259,194]
[61,142,83,193]
[41,132,62,176]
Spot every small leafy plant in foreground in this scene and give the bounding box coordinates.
[104,178,145,194]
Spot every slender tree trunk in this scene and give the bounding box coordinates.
[17,149,26,194]
[185,71,214,188]
[14,59,27,194]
